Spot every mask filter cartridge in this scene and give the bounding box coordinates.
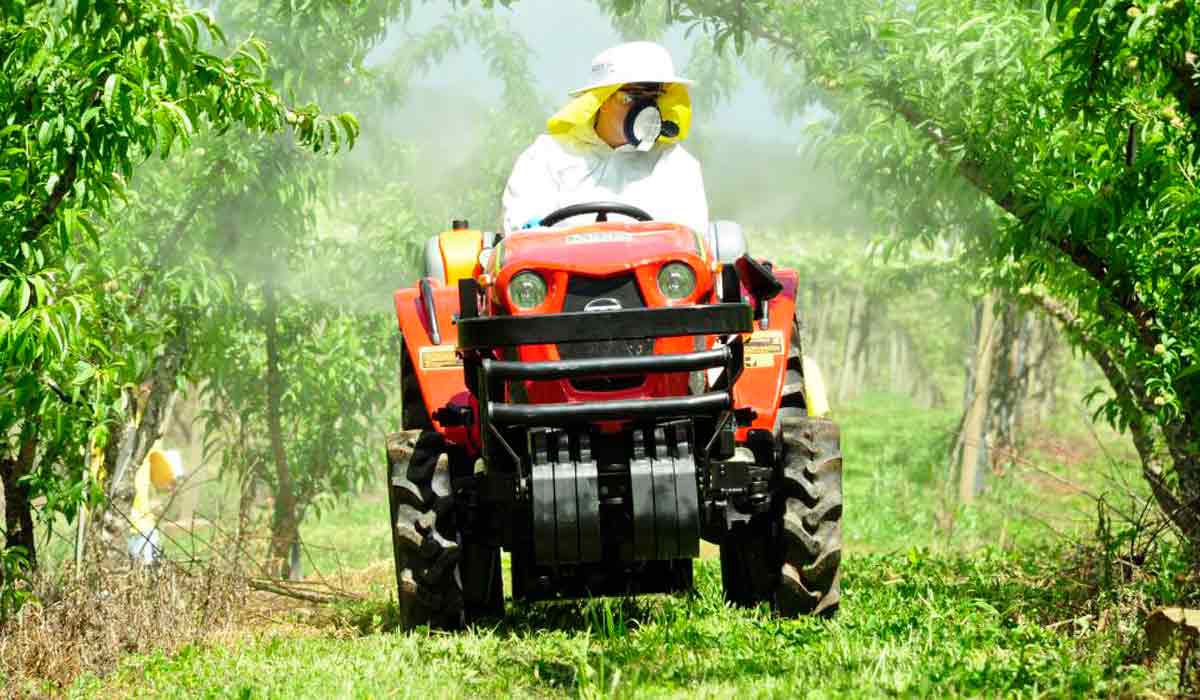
[623,98,680,151]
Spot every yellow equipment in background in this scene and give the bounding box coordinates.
[802,355,831,417]
[129,447,184,563]
[148,449,180,491]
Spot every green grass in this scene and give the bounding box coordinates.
[72,553,1173,698]
[298,492,395,575]
[69,393,1181,698]
[839,392,1140,553]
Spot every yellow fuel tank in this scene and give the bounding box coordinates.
[437,222,483,285]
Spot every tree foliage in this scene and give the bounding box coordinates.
[0,0,353,572]
[59,0,544,577]
[86,0,413,576]
[629,0,1200,540]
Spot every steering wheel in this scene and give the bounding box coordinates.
[540,201,654,226]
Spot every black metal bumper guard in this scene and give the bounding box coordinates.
[480,342,743,566]
[456,303,754,350]
[483,346,742,426]
[455,300,754,568]
[457,301,755,427]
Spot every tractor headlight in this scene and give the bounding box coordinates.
[657,262,696,300]
[509,271,547,310]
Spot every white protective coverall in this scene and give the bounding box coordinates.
[501,82,709,235]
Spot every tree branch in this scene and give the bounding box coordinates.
[1055,237,1160,351]
[1167,56,1200,128]
[1027,290,1200,538]
[878,86,1025,215]
[739,12,1164,354]
[21,154,79,245]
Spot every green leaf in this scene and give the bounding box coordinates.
[73,0,91,31]
[41,309,65,355]
[17,281,30,314]
[1127,13,1147,38]
[77,213,101,245]
[1177,364,1200,381]
[81,106,101,129]
[957,16,986,35]
[72,361,96,387]
[102,73,120,110]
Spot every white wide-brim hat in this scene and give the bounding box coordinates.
[570,41,695,96]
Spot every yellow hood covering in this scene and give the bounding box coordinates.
[546,83,692,146]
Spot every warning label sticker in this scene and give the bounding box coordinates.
[420,345,462,371]
[743,330,784,368]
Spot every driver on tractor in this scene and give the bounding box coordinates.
[389,43,843,632]
[501,41,709,235]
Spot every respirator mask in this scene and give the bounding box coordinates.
[618,84,680,151]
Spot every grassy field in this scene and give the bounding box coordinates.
[66,394,1189,698]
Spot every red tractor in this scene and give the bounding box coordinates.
[387,202,842,628]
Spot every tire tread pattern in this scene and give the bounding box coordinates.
[777,416,842,617]
[718,312,842,618]
[387,430,464,629]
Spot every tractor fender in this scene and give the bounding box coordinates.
[731,268,800,441]
[394,283,472,445]
[706,220,748,264]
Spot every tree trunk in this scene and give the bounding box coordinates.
[813,285,839,368]
[960,294,997,504]
[1028,291,1200,540]
[987,308,1027,460]
[852,298,873,396]
[897,326,944,408]
[1009,312,1035,438]
[237,463,258,548]
[1164,422,1200,531]
[263,282,301,580]
[93,325,188,559]
[889,330,902,393]
[1,437,39,569]
[1042,318,1061,419]
[1024,316,1047,423]
[836,287,865,403]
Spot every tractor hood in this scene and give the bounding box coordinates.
[489,221,714,313]
[494,222,707,277]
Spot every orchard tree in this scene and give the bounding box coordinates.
[95,1,543,578]
[630,0,1200,542]
[203,2,540,578]
[0,0,351,574]
[84,0,403,577]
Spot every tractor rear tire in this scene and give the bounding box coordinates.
[388,430,504,630]
[387,431,464,629]
[719,310,842,617]
[777,416,842,617]
[392,341,502,627]
[719,417,842,617]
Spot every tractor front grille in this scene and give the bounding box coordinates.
[558,275,653,390]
